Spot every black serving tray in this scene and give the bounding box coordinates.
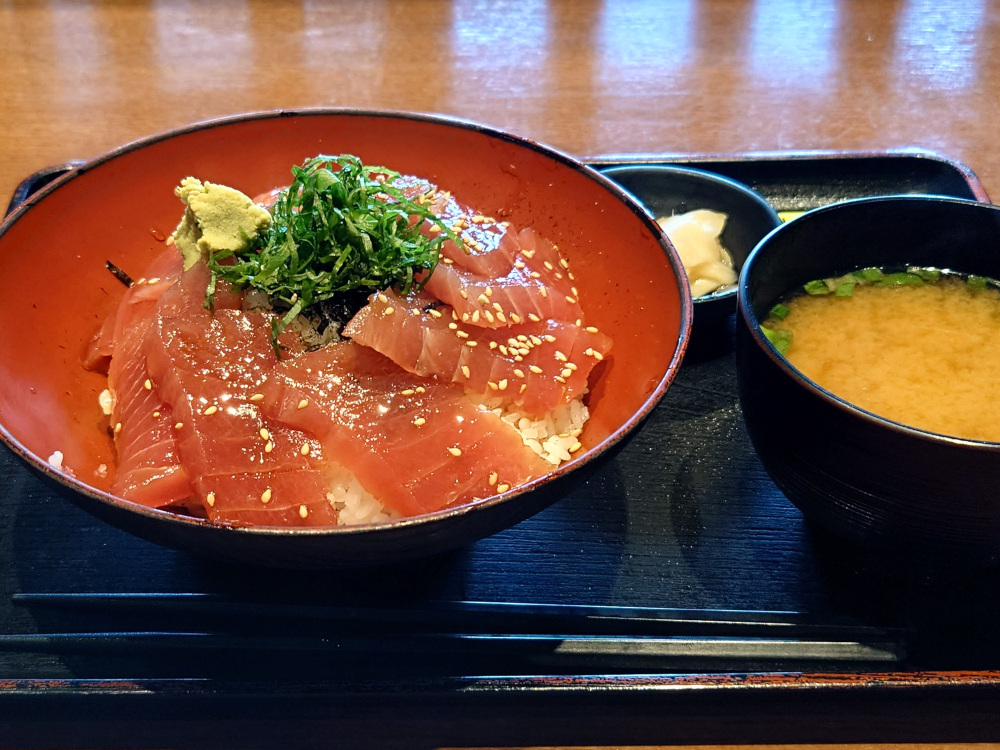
[1,151,999,749]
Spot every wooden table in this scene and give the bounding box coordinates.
[3,0,999,203]
[2,1,1000,748]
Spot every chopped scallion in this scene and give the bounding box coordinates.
[967,275,988,291]
[761,326,793,355]
[769,302,791,320]
[803,279,830,295]
[876,272,923,287]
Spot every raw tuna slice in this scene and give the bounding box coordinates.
[343,288,612,417]
[85,250,185,373]
[420,226,582,329]
[260,343,554,518]
[106,257,336,526]
[140,294,337,527]
[105,253,193,507]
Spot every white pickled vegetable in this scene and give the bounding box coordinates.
[657,209,737,297]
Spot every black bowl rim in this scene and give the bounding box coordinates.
[738,192,1000,451]
[0,106,694,540]
[601,163,781,303]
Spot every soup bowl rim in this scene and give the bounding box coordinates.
[737,192,1000,453]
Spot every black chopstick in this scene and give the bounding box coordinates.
[0,630,903,665]
[12,592,906,641]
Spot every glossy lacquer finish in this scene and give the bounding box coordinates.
[2,1,1000,747]
[0,111,690,566]
[737,196,1000,565]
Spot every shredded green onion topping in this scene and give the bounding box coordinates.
[206,154,459,346]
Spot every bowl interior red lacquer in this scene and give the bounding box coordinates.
[0,110,690,563]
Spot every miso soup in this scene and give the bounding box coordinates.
[761,268,1000,442]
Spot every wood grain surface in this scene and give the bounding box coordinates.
[2,0,999,201]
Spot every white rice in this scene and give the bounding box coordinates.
[487,396,589,466]
[325,464,400,526]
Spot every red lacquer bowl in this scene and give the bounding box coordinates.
[0,110,691,567]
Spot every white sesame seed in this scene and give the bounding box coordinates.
[301,443,311,456]
[299,505,309,519]
[461,365,471,378]
[488,472,499,486]
[297,399,309,409]
[206,492,216,507]
[528,313,541,322]
[448,447,462,457]
[250,393,264,402]
[143,379,152,390]
[384,306,395,316]
[203,405,218,415]
[259,428,270,440]
[497,483,510,493]
[498,379,508,391]
[174,422,184,430]
[414,417,426,426]
[513,369,525,378]
[261,488,272,504]
[529,365,543,374]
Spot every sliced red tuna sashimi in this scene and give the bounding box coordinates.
[107,258,336,526]
[343,288,612,417]
[260,343,553,518]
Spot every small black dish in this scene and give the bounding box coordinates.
[602,164,781,325]
[736,194,1000,565]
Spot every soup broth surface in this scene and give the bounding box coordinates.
[765,275,1000,441]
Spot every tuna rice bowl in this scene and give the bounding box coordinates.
[82,155,613,528]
